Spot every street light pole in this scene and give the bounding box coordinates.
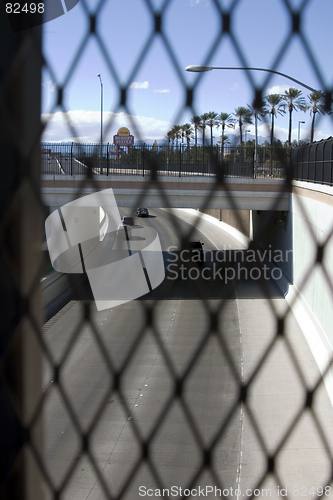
[298,121,305,143]
[97,74,103,160]
[185,65,322,94]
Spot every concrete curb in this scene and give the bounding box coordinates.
[176,208,250,247]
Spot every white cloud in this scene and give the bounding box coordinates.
[266,84,299,95]
[41,80,57,92]
[129,81,149,89]
[189,0,210,4]
[153,89,170,93]
[41,110,171,143]
[230,83,239,91]
[257,123,291,142]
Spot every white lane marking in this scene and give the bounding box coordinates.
[233,285,245,500]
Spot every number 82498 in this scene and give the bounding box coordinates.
[6,3,44,14]
[291,485,332,496]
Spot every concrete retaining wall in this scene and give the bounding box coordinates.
[199,209,251,238]
[291,182,333,349]
[251,182,333,405]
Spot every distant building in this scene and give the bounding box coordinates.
[113,127,134,159]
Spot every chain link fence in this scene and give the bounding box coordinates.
[1,1,333,499]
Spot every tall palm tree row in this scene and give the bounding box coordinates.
[167,112,237,148]
[165,88,330,148]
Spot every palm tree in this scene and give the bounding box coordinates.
[181,123,193,149]
[200,112,210,146]
[166,128,175,148]
[247,98,266,153]
[283,88,307,145]
[190,116,201,147]
[308,91,326,143]
[233,107,253,145]
[264,94,285,176]
[265,94,286,147]
[217,112,235,157]
[206,111,218,146]
[173,125,182,147]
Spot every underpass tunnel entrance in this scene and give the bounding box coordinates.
[198,207,293,298]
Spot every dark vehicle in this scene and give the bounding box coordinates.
[189,240,204,263]
[137,207,149,217]
[122,216,134,226]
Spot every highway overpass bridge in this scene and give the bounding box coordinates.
[41,174,290,211]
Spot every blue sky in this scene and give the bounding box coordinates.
[41,0,333,145]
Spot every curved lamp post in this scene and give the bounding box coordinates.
[185,65,321,94]
[97,74,103,160]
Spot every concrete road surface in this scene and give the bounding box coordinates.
[41,208,333,499]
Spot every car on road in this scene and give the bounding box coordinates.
[121,216,134,226]
[136,207,149,217]
[189,240,205,263]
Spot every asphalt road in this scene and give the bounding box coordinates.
[43,209,281,500]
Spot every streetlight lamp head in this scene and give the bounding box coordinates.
[97,73,100,77]
[185,65,213,72]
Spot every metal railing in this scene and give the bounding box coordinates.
[293,138,333,185]
[41,143,288,179]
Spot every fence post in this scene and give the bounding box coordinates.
[179,144,181,177]
[71,142,73,175]
[107,142,109,177]
[100,142,103,175]
[331,141,333,186]
[143,143,145,177]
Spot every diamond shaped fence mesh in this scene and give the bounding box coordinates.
[1,0,333,499]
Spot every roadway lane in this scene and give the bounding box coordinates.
[42,155,98,175]
[42,208,333,499]
[42,208,248,499]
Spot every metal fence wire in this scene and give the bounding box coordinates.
[1,1,333,500]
